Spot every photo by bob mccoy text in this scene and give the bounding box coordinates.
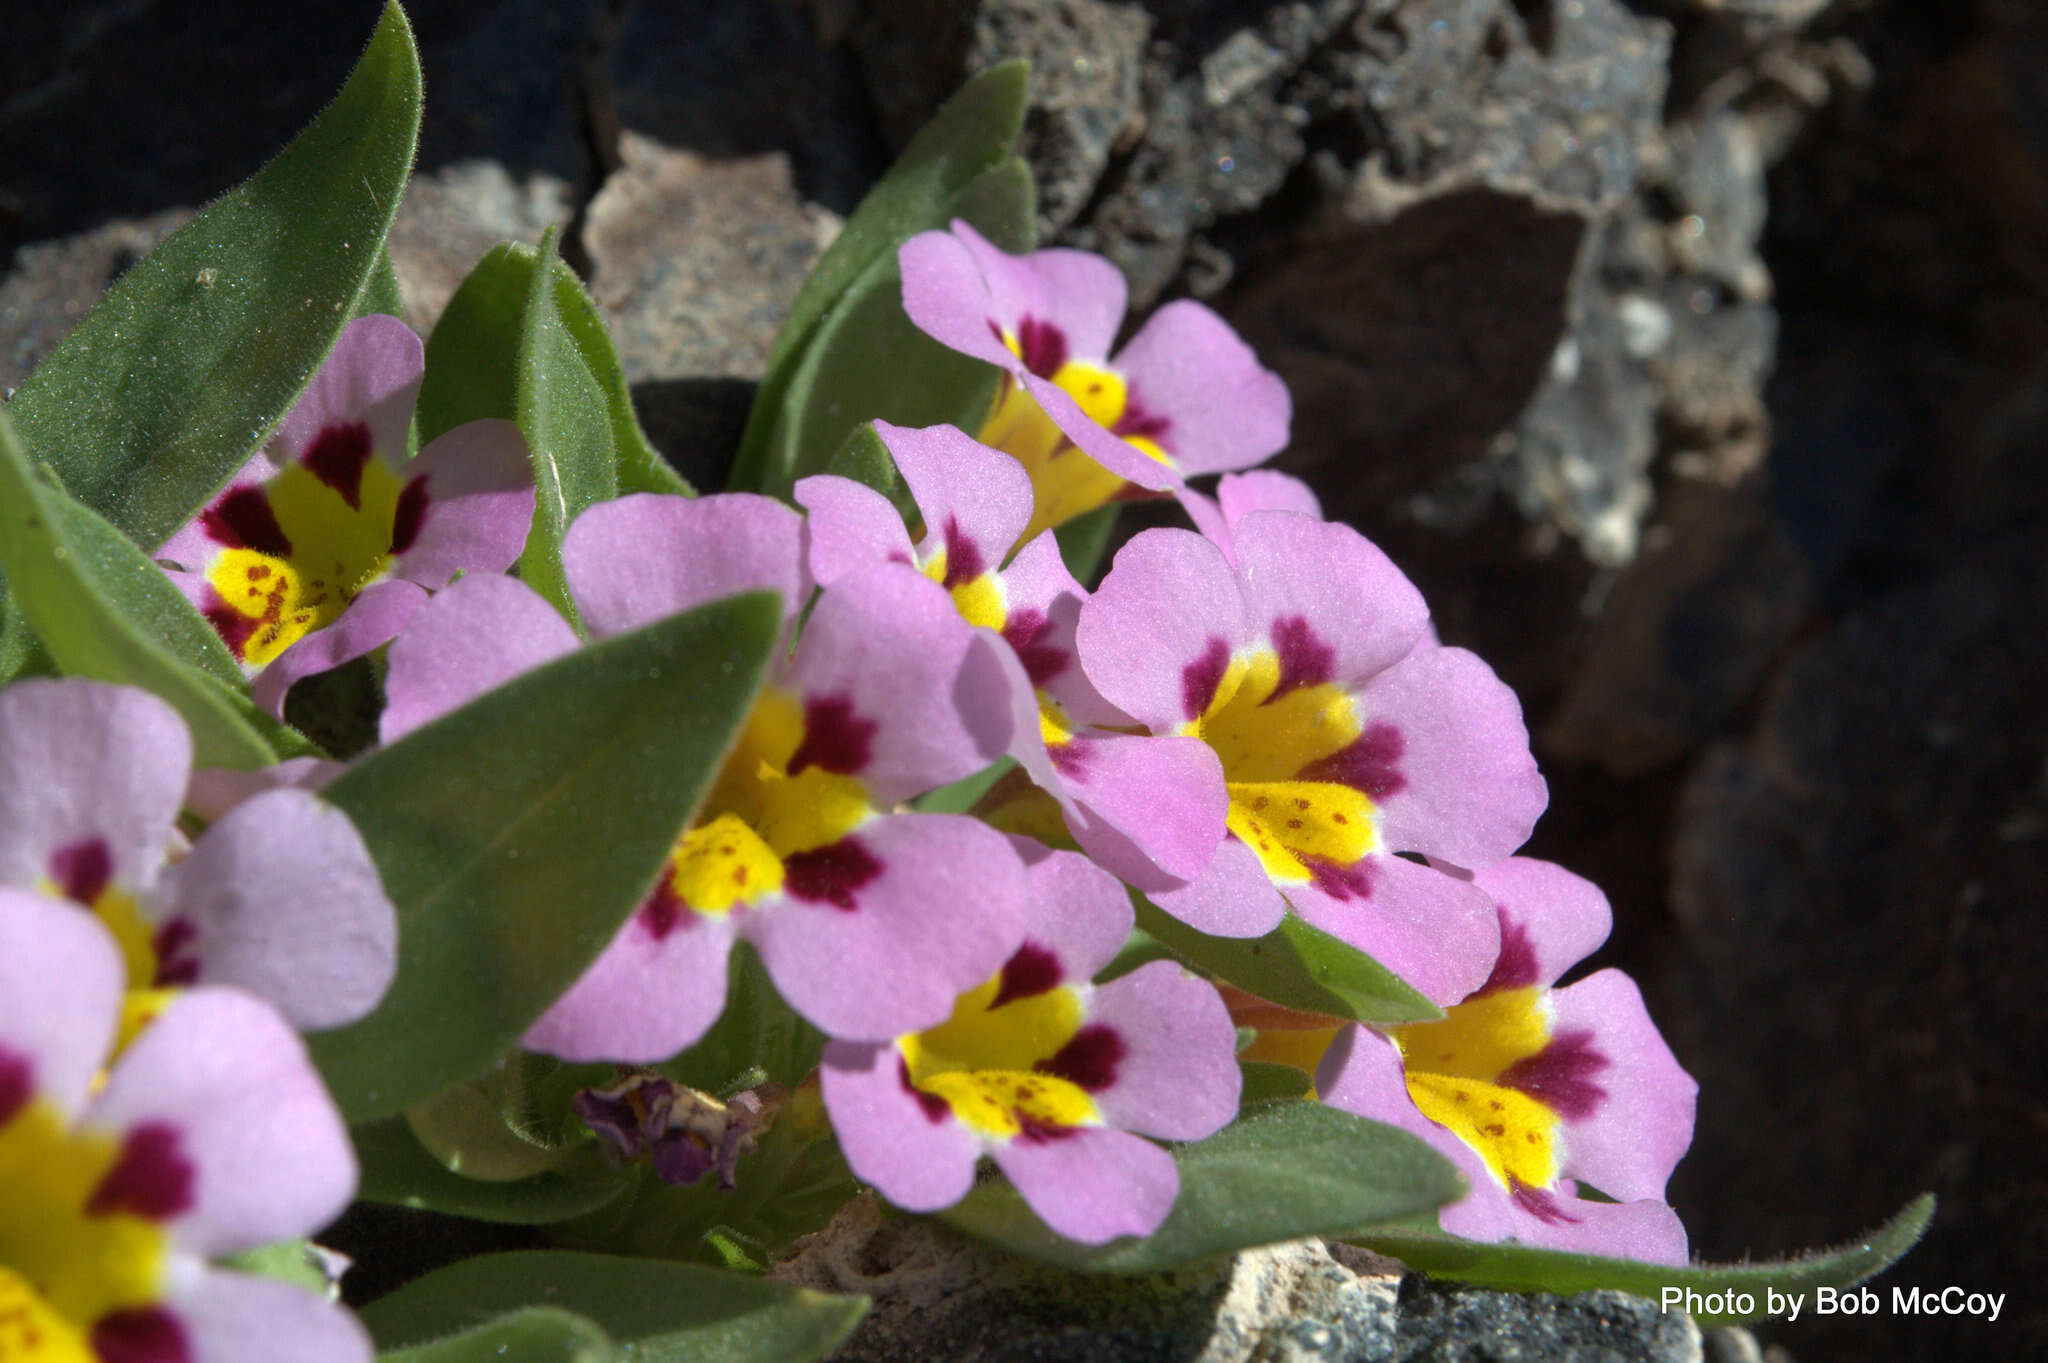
[1661,1285,2006,1323]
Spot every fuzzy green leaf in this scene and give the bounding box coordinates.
[5,1,421,549]
[307,590,780,1123]
[1356,1195,1936,1325]
[361,1251,866,1363]
[942,1099,1464,1273]
[375,1308,614,1363]
[351,1116,627,1225]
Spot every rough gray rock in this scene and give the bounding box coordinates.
[385,161,574,336]
[0,206,191,394]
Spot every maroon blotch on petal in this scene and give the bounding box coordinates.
[201,589,262,658]
[200,487,292,558]
[987,942,1063,1010]
[86,1122,195,1221]
[1047,738,1092,782]
[1300,721,1406,801]
[1112,392,1172,445]
[300,421,374,509]
[1036,1024,1124,1092]
[1267,616,1336,702]
[1498,1028,1608,1122]
[940,517,986,589]
[1181,637,1232,722]
[1508,1178,1582,1226]
[0,1047,33,1126]
[1303,853,1375,903]
[636,878,689,942]
[786,694,878,777]
[899,1054,952,1124]
[784,837,882,911]
[1014,1112,1081,1145]
[389,474,431,556]
[1477,908,1541,995]
[92,1306,191,1363]
[1015,315,1069,380]
[1001,609,1068,687]
[49,838,113,905]
[150,919,200,988]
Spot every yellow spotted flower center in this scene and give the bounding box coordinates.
[660,690,872,917]
[1390,986,1560,1189]
[979,333,1173,542]
[0,1101,170,1349]
[205,457,412,667]
[899,972,1099,1138]
[1186,649,1379,885]
[919,550,1008,632]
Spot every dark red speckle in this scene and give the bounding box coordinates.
[389,474,430,556]
[1509,1179,1581,1226]
[1036,1024,1125,1092]
[784,837,882,911]
[92,1307,191,1363]
[1001,609,1069,687]
[0,1047,33,1126]
[1478,909,1541,995]
[86,1122,195,1220]
[1498,1028,1608,1122]
[988,942,1063,1010]
[1267,616,1336,702]
[199,486,291,557]
[1015,315,1069,379]
[300,422,374,509]
[49,838,112,905]
[1181,636,1232,721]
[786,694,877,777]
[1302,721,1406,801]
[900,1055,952,1124]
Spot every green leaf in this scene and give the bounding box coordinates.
[352,1116,627,1225]
[1355,1194,1936,1325]
[1238,1060,1313,1103]
[942,1099,1465,1273]
[910,758,1013,815]
[729,62,1031,495]
[356,247,407,320]
[818,420,909,515]
[222,1240,342,1295]
[1135,898,1441,1026]
[0,599,52,686]
[545,254,693,498]
[361,1251,867,1363]
[516,231,621,623]
[1054,504,1118,584]
[375,1307,614,1363]
[0,409,281,769]
[416,242,532,444]
[5,1,421,549]
[664,944,824,1096]
[307,590,781,1123]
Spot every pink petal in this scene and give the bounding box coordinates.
[876,422,1034,575]
[794,475,915,589]
[898,231,1026,370]
[522,902,740,1064]
[1012,842,1135,983]
[151,789,396,1030]
[744,814,1028,1042]
[1498,1193,1690,1266]
[0,679,189,893]
[1020,371,1186,490]
[949,220,1128,363]
[990,1125,1179,1244]
[0,889,123,1121]
[379,574,580,744]
[268,314,423,473]
[85,988,355,1257]
[251,577,428,718]
[1352,645,1547,869]
[1145,835,1288,939]
[1110,299,1290,476]
[1059,732,1228,890]
[389,418,536,588]
[563,493,809,638]
[1468,858,1614,993]
[1077,529,1248,735]
[1286,852,1501,1009]
[1546,969,1698,1205]
[1084,961,1240,1141]
[184,758,344,822]
[783,566,1013,806]
[1228,513,1429,688]
[997,533,1121,724]
[163,1266,372,1363]
[1218,470,1322,524]
[820,1039,980,1212]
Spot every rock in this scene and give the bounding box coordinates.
[0,207,191,394]
[1394,1276,1701,1362]
[385,161,575,335]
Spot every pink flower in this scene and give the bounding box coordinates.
[899,221,1290,541]
[157,315,535,716]
[823,843,1240,1243]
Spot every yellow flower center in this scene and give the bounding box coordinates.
[919,550,1008,632]
[1390,986,1561,1189]
[899,969,1101,1138]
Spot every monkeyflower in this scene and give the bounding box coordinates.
[823,842,1240,1243]
[1316,858,1696,1261]
[1076,517,1545,1003]
[378,493,1030,1061]
[0,679,395,1033]
[157,314,535,716]
[797,421,1223,891]
[0,891,368,1362]
[899,220,1289,541]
